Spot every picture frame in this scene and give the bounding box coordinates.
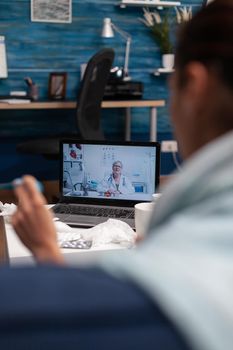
[31,0,72,24]
[48,72,67,100]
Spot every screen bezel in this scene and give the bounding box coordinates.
[59,139,160,207]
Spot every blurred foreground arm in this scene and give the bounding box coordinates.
[12,175,65,265]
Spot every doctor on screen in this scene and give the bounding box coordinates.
[98,160,134,195]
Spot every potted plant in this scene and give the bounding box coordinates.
[140,7,192,69]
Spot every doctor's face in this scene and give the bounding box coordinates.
[112,162,122,176]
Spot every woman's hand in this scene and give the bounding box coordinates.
[11,175,65,264]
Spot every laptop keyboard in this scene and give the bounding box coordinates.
[53,204,134,219]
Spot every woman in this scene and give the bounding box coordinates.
[3,1,233,349]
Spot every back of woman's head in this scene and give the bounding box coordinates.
[175,0,233,91]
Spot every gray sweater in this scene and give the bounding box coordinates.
[101,130,233,350]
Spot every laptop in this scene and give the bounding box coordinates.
[52,140,160,228]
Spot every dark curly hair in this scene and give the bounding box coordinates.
[175,0,233,91]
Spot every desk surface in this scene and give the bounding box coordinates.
[4,221,125,266]
[0,99,165,110]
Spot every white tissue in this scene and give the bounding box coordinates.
[81,219,136,248]
[0,202,17,223]
[55,219,136,249]
[54,220,75,233]
[55,221,82,245]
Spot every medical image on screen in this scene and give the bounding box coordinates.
[62,143,157,201]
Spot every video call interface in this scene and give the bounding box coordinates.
[62,143,157,201]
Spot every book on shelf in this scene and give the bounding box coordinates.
[0,95,32,104]
[0,98,31,104]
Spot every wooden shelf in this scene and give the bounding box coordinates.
[119,0,181,8]
[0,99,165,110]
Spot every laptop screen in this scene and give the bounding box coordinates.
[60,140,160,204]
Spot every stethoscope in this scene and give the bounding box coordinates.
[108,174,126,187]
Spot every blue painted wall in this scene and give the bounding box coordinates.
[0,0,203,182]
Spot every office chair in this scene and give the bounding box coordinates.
[0,265,191,350]
[17,48,115,159]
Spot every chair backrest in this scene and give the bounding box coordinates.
[76,48,115,140]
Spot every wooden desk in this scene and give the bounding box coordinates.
[0,100,165,141]
[3,219,124,266]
